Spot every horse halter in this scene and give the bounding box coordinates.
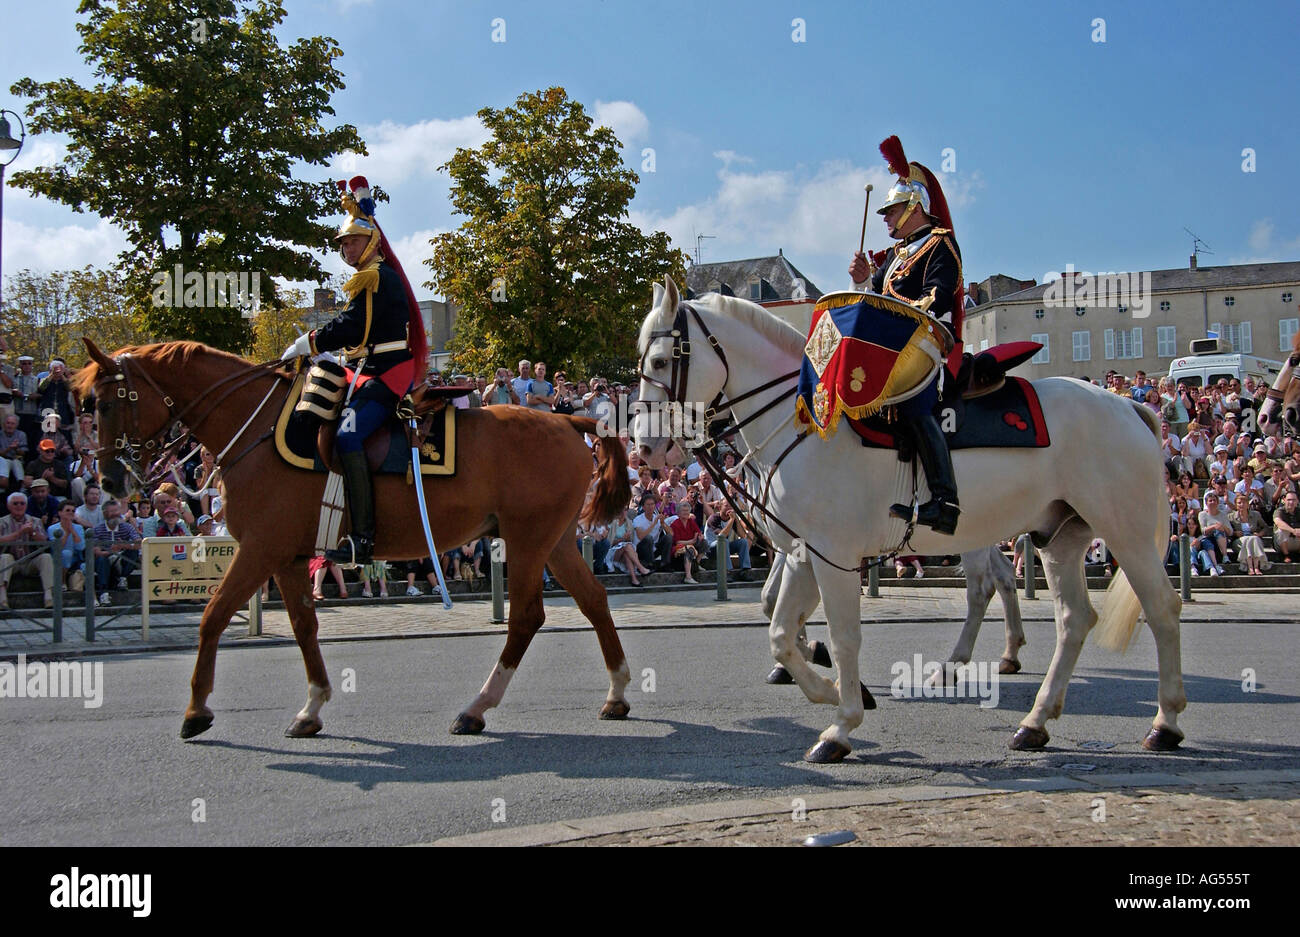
[638,301,800,450]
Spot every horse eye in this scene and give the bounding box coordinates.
[652,358,667,370]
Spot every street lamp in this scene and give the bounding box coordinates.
[0,108,26,321]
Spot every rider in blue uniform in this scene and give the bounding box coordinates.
[848,137,963,535]
[282,177,427,565]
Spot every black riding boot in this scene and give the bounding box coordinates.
[324,450,375,566]
[890,412,960,535]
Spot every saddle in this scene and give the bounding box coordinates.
[274,369,464,477]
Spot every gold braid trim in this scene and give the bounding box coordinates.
[340,261,380,360]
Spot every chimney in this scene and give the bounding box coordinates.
[1190,254,1198,271]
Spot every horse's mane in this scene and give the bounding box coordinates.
[639,291,806,359]
[73,341,252,398]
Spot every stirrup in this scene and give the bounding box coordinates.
[324,535,371,568]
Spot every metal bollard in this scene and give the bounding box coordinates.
[249,587,263,636]
[51,533,63,643]
[84,535,96,642]
[1020,534,1036,600]
[1179,532,1192,601]
[490,537,505,624]
[867,561,879,598]
[581,535,593,572]
[715,534,729,602]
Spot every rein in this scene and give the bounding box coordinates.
[98,354,289,485]
[641,301,917,574]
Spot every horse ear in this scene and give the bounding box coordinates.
[663,274,680,314]
[82,337,119,375]
[652,281,665,308]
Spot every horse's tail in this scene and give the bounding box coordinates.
[568,417,632,525]
[1093,399,1166,653]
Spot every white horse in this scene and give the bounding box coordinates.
[635,276,1185,763]
[761,544,1027,682]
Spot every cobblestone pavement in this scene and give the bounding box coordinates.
[2,583,1292,656]
[420,771,1300,847]
[570,783,1300,847]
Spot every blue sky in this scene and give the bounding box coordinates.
[2,0,1297,302]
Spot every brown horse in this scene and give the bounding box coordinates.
[76,338,633,739]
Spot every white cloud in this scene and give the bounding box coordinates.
[388,228,446,291]
[1229,218,1300,265]
[593,100,649,144]
[334,116,489,186]
[2,216,128,275]
[712,150,755,168]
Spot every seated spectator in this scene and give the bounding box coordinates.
[1230,493,1270,576]
[155,506,189,537]
[309,555,348,600]
[47,501,86,587]
[1247,441,1272,476]
[0,491,53,608]
[632,493,672,571]
[25,438,71,498]
[630,466,656,504]
[92,499,142,600]
[697,470,725,516]
[1204,444,1235,484]
[194,447,222,518]
[1272,491,1300,563]
[68,453,98,505]
[1198,492,1234,566]
[360,560,389,599]
[1159,420,1182,476]
[26,478,60,527]
[656,466,688,506]
[39,411,75,462]
[402,558,442,597]
[1184,514,1223,576]
[1232,465,1267,513]
[0,413,28,494]
[895,554,925,578]
[578,522,611,575]
[606,506,650,586]
[1167,496,1193,566]
[705,505,753,580]
[1213,419,1245,458]
[666,501,705,584]
[194,514,216,537]
[142,487,193,536]
[1264,463,1295,517]
[1173,472,1201,511]
[73,412,98,462]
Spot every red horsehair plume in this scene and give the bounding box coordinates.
[879,135,910,179]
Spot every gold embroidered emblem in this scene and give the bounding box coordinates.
[421,442,441,461]
[849,367,866,394]
[813,382,830,425]
[804,313,843,377]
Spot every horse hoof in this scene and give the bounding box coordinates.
[861,682,877,710]
[1009,726,1050,750]
[999,658,1022,675]
[285,716,323,738]
[1142,726,1184,752]
[179,714,213,739]
[599,699,630,720]
[804,739,851,764]
[810,641,833,668]
[766,664,794,684]
[450,713,486,735]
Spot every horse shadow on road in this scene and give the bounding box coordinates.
[190,714,883,791]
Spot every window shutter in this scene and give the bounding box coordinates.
[1212,321,1223,342]
[1104,329,1115,359]
[1131,327,1142,359]
[1240,321,1252,353]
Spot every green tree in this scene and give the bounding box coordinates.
[8,0,363,351]
[428,87,686,377]
[1,267,154,365]
[248,287,312,362]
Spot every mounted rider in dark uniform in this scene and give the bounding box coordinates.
[281,176,429,565]
[849,136,964,535]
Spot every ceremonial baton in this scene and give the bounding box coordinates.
[409,418,453,609]
[858,183,873,255]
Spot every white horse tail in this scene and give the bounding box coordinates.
[1093,399,1166,653]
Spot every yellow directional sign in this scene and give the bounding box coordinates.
[140,537,260,638]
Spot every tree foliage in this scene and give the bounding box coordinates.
[428,87,686,377]
[1,267,154,364]
[8,0,363,350]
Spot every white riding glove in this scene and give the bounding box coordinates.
[280,333,314,361]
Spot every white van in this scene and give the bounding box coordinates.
[1166,338,1282,391]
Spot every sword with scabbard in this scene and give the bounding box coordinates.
[405,405,453,609]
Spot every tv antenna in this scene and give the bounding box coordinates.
[1185,227,1214,260]
[694,232,716,266]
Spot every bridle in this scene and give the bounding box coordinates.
[1261,351,1300,437]
[95,354,288,490]
[638,301,918,572]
